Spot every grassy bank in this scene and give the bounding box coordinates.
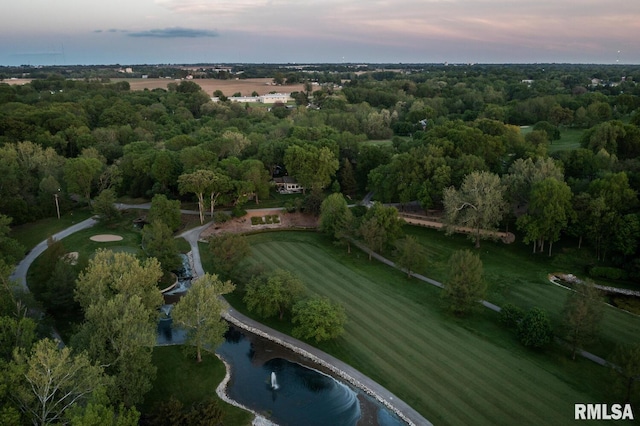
[10,209,93,252]
[216,231,615,425]
[142,345,253,425]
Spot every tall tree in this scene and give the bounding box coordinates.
[561,281,604,360]
[516,178,574,256]
[92,189,121,224]
[172,274,235,363]
[284,144,339,193]
[442,250,485,316]
[443,171,508,248]
[141,220,181,273]
[147,194,182,232]
[11,339,106,426]
[610,343,640,403]
[208,233,251,277]
[178,169,215,225]
[63,157,102,205]
[78,294,157,406]
[338,158,357,198]
[75,250,163,314]
[319,193,354,252]
[395,236,427,279]
[244,269,306,320]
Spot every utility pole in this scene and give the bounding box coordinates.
[54,189,61,219]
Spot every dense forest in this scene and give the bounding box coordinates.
[1,63,640,424]
[2,63,639,269]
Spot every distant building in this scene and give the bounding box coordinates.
[211,93,292,104]
[272,176,304,194]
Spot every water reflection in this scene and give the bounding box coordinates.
[156,319,406,426]
[217,329,361,426]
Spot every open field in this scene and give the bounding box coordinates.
[117,77,308,96]
[4,77,306,97]
[228,231,613,425]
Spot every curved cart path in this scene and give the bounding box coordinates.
[180,221,432,426]
[11,206,431,425]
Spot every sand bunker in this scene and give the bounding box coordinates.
[63,252,79,265]
[90,234,123,242]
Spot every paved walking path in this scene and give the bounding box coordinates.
[10,202,614,425]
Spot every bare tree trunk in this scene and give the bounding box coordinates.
[197,346,202,363]
[548,240,553,257]
[578,235,582,249]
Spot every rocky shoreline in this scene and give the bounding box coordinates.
[221,311,415,426]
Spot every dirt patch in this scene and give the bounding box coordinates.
[90,234,124,242]
[201,210,318,238]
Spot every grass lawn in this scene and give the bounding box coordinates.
[520,125,583,154]
[243,190,305,210]
[400,225,640,357]
[549,128,584,153]
[141,346,253,425]
[9,209,93,252]
[216,231,616,426]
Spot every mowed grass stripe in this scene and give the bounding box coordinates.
[252,244,499,423]
[248,239,584,424]
[256,240,578,419]
[262,248,498,424]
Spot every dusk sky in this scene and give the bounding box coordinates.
[2,0,639,66]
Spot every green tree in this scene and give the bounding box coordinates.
[284,144,339,193]
[63,157,102,205]
[77,294,157,406]
[395,236,427,278]
[319,193,354,252]
[359,202,404,259]
[208,233,251,277]
[172,273,235,363]
[516,178,574,256]
[292,297,347,343]
[0,315,37,361]
[517,307,553,349]
[338,158,357,198]
[75,250,163,314]
[147,194,182,232]
[141,220,181,272]
[92,189,121,224]
[442,250,485,316]
[244,269,306,320]
[67,401,140,426]
[178,169,216,225]
[240,159,270,204]
[610,343,640,403]
[443,171,508,248]
[561,281,604,360]
[11,338,106,425]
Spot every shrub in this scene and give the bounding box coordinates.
[589,266,628,281]
[213,212,230,224]
[231,206,247,218]
[499,303,525,329]
[517,307,553,349]
[251,216,264,226]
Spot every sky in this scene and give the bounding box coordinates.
[1,0,639,66]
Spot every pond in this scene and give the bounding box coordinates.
[157,319,405,426]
